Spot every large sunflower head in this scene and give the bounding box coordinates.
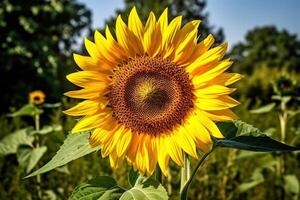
[64,7,242,176]
[29,90,46,105]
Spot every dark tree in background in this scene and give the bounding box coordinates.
[230,26,300,103]
[230,26,300,74]
[103,0,224,44]
[0,0,91,112]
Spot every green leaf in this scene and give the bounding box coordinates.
[54,165,70,175]
[42,103,62,108]
[120,176,168,200]
[238,168,264,193]
[69,176,124,200]
[128,168,139,187]
[17,146,47,173]
[30,124,62,135]
[250,103,276,114]
[216,120,300,152]
[8,104,43,117]
[0,128,34,155]
[25,132,99,178]
[284,174,299,200]
[236,151,267,159]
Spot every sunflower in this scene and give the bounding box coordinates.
[29,90,45,105]
[64,7,242,176]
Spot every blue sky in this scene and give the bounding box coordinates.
[80,0,300,48]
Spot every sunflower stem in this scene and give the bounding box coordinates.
[34,113,42,199]
[180,145,215,200]
[180,152,191,192]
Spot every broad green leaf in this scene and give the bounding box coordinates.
[284,174,299,200]
[216,120,300,152]
[25,132,99,178]
[69,176,124,200]
[17,146,47,173]
[128,168,139,187]
[55,165,70,174]
[120,176,168,200]
[8,104,43,117]
[0,128,34,155]
[238,178,264,193]
[250,103,276,114]
[238,168,264,193]
[30,124,62,135]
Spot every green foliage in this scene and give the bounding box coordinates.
[0,0,91,112]
[120,176,168,200]
[216,120,300,151]
[250,103,276,114]
[0,128,34,155]
[69,175,168,200]
[26,132,100,178]
[17,146,47,173]
[69,176,124,200]
[8,104,43,117]
[230,26,300,75]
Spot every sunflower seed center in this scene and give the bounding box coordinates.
[109,56,195,135]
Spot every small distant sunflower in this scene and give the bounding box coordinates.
[29,90,45,105]
[64,7,242,175]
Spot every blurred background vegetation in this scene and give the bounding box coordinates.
[0,0,299,199]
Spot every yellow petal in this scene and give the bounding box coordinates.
[64,87,107,99]
[165,134,183,166]
[116,15,143,55]
[173,127,198,158]
[66,71,109,88]
[94,31,120,65]
[147,136,158,175]
[116,129,132,157]
[202,109,238,121]
[196,110,224,138]
[89,127,111,147]
[187,42,228,75]
[63,99,106,116]
[72,112,110,133]
[109,149,124,169]
[192,59,233,88]
[105,26,127,57]
[188,34,215,62]
[174,28,198,64]
[84,37,99,58]
[195,85,236,98]
[186,113,212,145]
[158,8,168,32]
[196,95,240,110]
[128,7,144,41]
[102,125,124,157]
[73,53,112,74]
[161,16,182,58]
[143,12,161,56]
[207,73,244,86]
[156,136,169,176]
[126,133,141,164]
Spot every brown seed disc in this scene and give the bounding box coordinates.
[108,56,195,135]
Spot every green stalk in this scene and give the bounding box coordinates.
[180,145,215,200]
[180,152,191,192]
[34,113,42,199]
